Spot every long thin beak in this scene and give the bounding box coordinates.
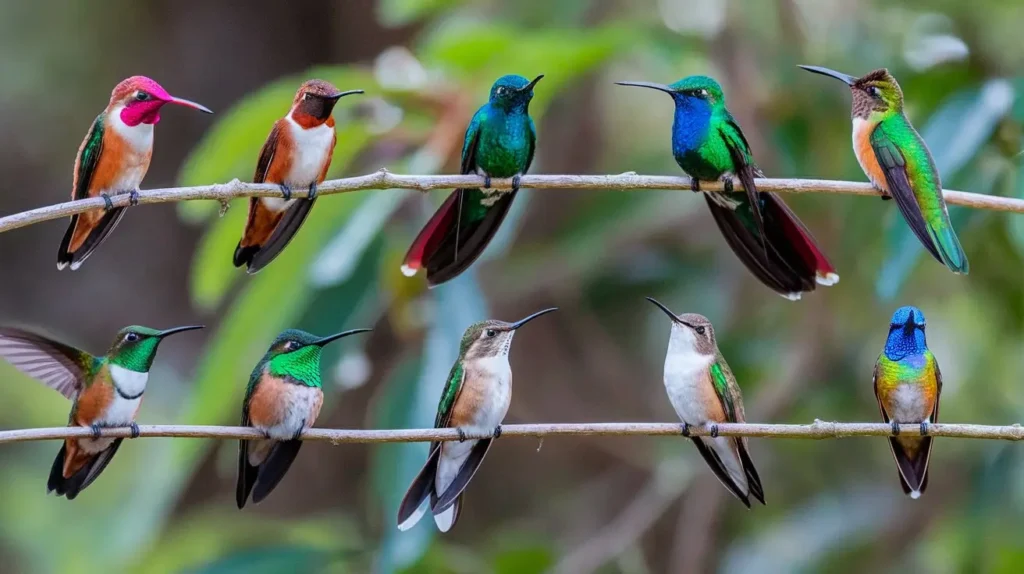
[510,307,557,330]
[521,75,544,92]
[615,81,675,94]
[645,297,681,323]
[798,65,857,86]
[157,325,205,338]
[313,328,372,347]
[168,97,214,114]
[324,89,365,101]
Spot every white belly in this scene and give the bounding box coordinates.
[888,384,932,423]
[283,117,334,188]
[662,325,715,425]
[259,384,321,441]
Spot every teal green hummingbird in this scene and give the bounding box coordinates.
[617,76,838,300]
[0,324,204,499]
[800,66,969,274]
[396,307,557,532]
[402,74,543,286]
[872,306,942,498]
[647,298,764,507]
[236,327,370,508]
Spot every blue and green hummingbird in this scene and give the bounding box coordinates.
[0,323,204,499]
[236,327,371,508]
[396,307,557,532]
[401,74,543,286]
[617,76,838,300]
[800,66,968,274]
[872,306,942,499]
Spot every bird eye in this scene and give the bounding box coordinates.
[135,91,150,101]
[486,329,497,338]
[699,89,709,98]
[495,87,505,96]
[695,326,706,335]
[286,341,300,351]
[125,332,140,342]
[868,86,881,98]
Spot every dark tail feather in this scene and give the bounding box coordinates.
[764,193,839,287]
[49,439,124,500]
[889,437,932,499]
[47,443,68,495]
[690,437,751,508]
[236,439,258,509]
[433,438,493,513]
[403,189,518,287]
[397,444,441,530]
[736,439,765,505]
[243,199,316,274]
[56,208,127,271]
[251,439,303,504]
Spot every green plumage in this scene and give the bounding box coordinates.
[709,360,738,422]
[75,114,105,200]
[435,361,464,428]
[268,345,324,388]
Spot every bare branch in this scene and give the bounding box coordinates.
[1,170,1020,234]
[2,421,1022,445]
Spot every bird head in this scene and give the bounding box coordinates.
[112,76,212,127]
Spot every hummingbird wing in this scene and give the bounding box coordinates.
[0,328,95,399]
[236,365,265,508]
[57,114,128,271]
[717,112,765,242]
[525,116,537,172]
[869,120,967,273]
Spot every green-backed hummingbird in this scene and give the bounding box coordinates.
[396,307,557,532]
[236,327,370,508]
[0,324,204,499]
[872,306,942,498]
[800,65,968,274]
[617,76,838,300]
[401,74,543,286]
[647,298,764,507]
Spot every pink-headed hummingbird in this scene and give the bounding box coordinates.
[233,80,363,274]
[0,323,204,499]
[396,307,557,532]
[57,76,212,270]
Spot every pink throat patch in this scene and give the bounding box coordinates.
[120,101,164,126]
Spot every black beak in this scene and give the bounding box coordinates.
[323,89,365,101]
[313,328,372,347]
[645,297,682,323]
[520,75,544,92]
[615,81,675,94]
[156,325,205,338]
[509,307,557,330]
[798,65,857,86]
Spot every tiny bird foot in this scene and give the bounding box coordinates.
[456,428,467,442]
[690,178,701,193]
[483,175,492,190]
[880,192,893,201]
[709,423,720,438]
[891,421,901,436]
[292,419,307,440]
[101,194,114,211]
[307,182,318,201]
[680,423,690,437]
[492,425,502,439]
[511,174,521,193]
[721,177,734,194]
[920,421,930,436]
[90,424,103,439]
[128,190,140,206]
[279,185,293,201]
[129,422,140,439]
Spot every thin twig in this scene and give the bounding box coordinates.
[1,421,1023,444]
[0,170,1020,234]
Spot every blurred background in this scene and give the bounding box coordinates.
[0,0,1022,572]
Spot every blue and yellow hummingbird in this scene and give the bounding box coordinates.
[617,76,838,300]
[0,324,204,499]
[401,74,543,286]
[236,327,370,508]
[396,307,557,532]
[800,66,968,275]
[872,306,942,499]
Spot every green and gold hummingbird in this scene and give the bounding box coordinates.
[396,307,557,532]
[800,65,969,274]
[647,298,764,507]
[0,324,204,499]
[236,327,370,508]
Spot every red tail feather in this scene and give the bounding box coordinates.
[765,194,839,286]
[401,191,461,277]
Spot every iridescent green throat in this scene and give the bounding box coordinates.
[110,338,162,373]
[268,346,324,387]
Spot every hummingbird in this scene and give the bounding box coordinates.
[872,306,941,499]
[236,327,371,508]
[396,307,557,532]
[617,76,838,300]
[57,76,212,271]
[799,66,968,275]
[0,324,204,499]
[233,80,363,274]
[647,298,764,507]
[401,74,543,286]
